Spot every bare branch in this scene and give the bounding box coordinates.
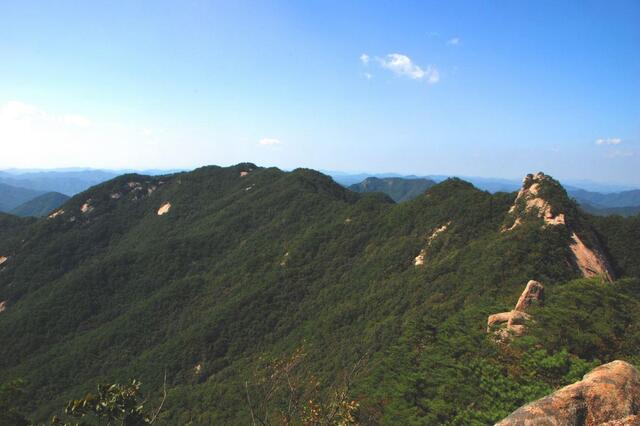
[149,370,167,424]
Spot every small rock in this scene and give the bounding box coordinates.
[157,202,171,215]
[48,209,64,219]
[81,201,94,214]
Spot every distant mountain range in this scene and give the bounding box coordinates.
[0,170,122,195]
[0,169,183,196]
[348,177,436,202]
[0,183,45,213]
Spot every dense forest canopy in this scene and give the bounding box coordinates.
[0,164,638,424]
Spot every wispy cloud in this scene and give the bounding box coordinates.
[259,137,281,146]
[0,101,91,128]
[606,149,633,159]
[364,72,372,80]
[360,53,370,65]
[595,138,622,145]
[447,37,461,46]
[377,53,439,83]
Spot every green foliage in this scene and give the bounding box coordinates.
[50,379,162,426]
[0,164,638,424]
[0,379,30,426]
[590,214,640,278]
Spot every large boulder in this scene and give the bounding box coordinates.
[497,360,640,425]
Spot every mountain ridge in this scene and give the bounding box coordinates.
[0,164,638,424]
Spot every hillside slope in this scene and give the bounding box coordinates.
[0,165,638,424]
[0,183,44,212]
[10,192,70,217]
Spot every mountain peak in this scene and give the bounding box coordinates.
[504,172,570,231]
[505,172,615,281]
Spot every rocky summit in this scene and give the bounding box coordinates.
[504,172,615,282]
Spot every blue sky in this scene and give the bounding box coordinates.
[1,1,639,185]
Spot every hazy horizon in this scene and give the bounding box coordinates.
[2,164,639,192]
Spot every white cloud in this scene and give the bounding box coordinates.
[595,138,622,145]
[447,37,461,46]
[377,53,439,83]
[364,72,372,80]
[360,53,369,65]
[259,137,281,146]
[141,128,153,137]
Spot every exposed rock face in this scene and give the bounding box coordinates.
[505,172,566,231]
[497,360,640,426]
[487,280,544,339]
[504,172,614,282]
[570,232,614,282]
[80,200,94,214]
[414,222,451,266]
[514,279,545,311]
[601,415,640,425]
[48,209,64,219]
[157,202,172,216]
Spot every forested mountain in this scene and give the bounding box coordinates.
[0,183,45,213]
[0,164,638,424]
[10,192,70,218]
[348,177,436,202]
